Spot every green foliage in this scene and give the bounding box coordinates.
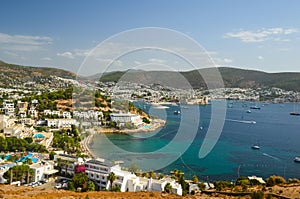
[0,137,47,153]
[108,172,116,191]
[87,181,95,191]
[52,125,81,154]
[24,137,33,144]
[164,182,172,193]
[198,182,206,191]
[251,190,264,199]
[192,175,199,184]
[111,185,121,192]
[3,164,33,184]
[49,151,56,160]
[70,172,89,192]
[214,180,234,191]
[266,175,286,187]
[142,117,150,124]
[128,163,139,173]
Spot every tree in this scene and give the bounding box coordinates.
[87,181,95,191]
[148,170,154,179]
[0,137,7,152]
[128,163,138,173]
[192,175,199,184]
[49,151,56,160]
[3,165,33,184]
[251,190,264,199]
[108,172,116,191]
[71,172,89,191]
[266,176,286,187]
[164,183,172,193]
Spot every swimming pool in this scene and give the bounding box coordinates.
[33,133,45,138]
[142,125,151,129]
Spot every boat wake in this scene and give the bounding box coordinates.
[262,153,281,162]
[226,119,256,124]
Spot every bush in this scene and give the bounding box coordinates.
[251,191,264,199]
[266,176,286,187]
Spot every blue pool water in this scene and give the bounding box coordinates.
[33,133,45,138]
[142,125,151,129]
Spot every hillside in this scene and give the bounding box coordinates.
[99,67,300,91]
[0,60,76,88]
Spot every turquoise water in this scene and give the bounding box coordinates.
[91,101,300,181]
[33,133,45,138]
[142,125,151,129]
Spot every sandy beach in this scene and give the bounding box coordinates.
[80,119,166,158]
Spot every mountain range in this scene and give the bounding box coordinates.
[1,60,300,91]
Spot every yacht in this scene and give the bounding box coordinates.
[247,110,251,113]
[294,157,300,163]
[174,110,181,115]
[290,112,300,116]
[250,106,260,110]
[251,144,260,150]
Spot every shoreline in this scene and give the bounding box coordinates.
[81,118,165,159]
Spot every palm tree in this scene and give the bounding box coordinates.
[108,172,116,191]
[148,170,154,179]
[164,182,172,193]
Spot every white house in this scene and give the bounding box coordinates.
[30,161,58,182]
[2,100,15,116]
[110,113,143,126]
[46,119,78,128]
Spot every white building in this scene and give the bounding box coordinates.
[30,161,58,182]
[84,158,182,195]
[110,113,143,126]
[2,100,15,116]
[46,119,78,128]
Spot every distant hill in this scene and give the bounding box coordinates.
[99,67,300,91]
[0,60,76,88]
[1,60,300,91]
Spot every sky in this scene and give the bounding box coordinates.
[1,0,300,76]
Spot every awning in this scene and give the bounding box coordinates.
[44,169,59,175]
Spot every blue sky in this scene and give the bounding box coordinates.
[1,0,300,75]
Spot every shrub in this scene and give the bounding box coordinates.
[266,176,286,187]
[251,191,264,199]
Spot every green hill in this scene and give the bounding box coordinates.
[99,67,300,91]
[0,60,76,88]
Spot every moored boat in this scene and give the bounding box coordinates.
[294,157,300,163]
[251,145,260,150]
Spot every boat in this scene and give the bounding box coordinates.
[174,110,181,115]
[247,110,251,113]
[251,144,260,150]
[290,102,300,116]
[294,157,300,163]
[250,106,260,110]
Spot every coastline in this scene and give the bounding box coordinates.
[81,118,165,159]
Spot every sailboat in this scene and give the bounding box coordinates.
[290,102,300,116]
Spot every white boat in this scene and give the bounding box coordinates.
[251,145,260,150]
[174,110,181,115]
[247,110,251,113]
[294,157,300,163]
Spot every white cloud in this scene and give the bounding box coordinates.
[225,27,298,43]
[41,57,52,61]
[134,61,142,65]
[57,51,74,59]
[56,48,91,59]
[0,32,52,51]
[148,58,166,63]
[258,56,264,60]
[223,58,233,63]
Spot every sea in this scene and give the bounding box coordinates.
[90,100,300,182]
